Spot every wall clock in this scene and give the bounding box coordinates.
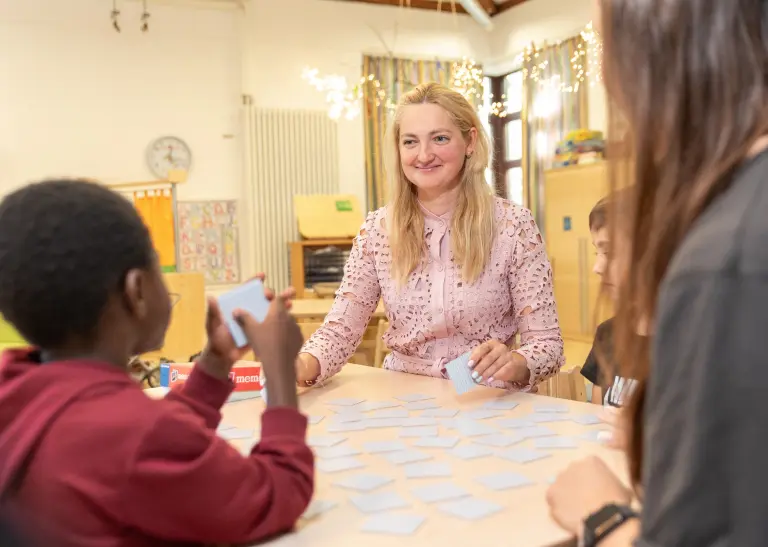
[146,136,192,179]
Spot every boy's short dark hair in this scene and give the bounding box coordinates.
[0,179,155,348]
[589,196,610,231]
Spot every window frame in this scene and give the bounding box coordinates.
[488,71,524,201]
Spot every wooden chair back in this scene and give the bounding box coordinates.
[373,319,390,368]
[537,366,588,402]
[299,321,370,366]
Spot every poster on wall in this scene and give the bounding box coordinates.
[176,200,241,285]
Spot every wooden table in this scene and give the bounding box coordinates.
[290,298,386,320]
[191,365,626,547]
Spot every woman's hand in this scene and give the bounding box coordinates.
[469,340,530,384]
[546,455,632,536]
[196,274,295,381]
[296,352,321,385]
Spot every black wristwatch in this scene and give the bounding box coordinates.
[581,503,638,547]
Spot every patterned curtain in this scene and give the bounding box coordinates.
[362,55,469,212]
[523,36,589,227]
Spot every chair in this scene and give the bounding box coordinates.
[537,366,588,402]
[373,319,390,368]
[299,321,370,366]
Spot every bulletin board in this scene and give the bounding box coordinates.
[176,200,241,285]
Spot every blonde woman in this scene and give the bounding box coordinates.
[298,82,564,390]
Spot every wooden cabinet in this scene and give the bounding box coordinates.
[544,163,611,341]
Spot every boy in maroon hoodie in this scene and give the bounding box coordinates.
[0,179,314,546]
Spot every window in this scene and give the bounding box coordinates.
[488,70,524,205]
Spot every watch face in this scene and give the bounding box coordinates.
[146,136,192,179]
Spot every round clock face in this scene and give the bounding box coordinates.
[146,136,192,179]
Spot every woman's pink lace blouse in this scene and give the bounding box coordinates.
[301,197,565,390]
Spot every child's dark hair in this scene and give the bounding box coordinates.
[589,196,610,232]
[0,179,155,348]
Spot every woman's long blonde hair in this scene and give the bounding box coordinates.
[388,82,495,285]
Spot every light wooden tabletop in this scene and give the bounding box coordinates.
[290,299,386,319]
[197,365,627,547]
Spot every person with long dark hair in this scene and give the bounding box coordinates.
[546,1,768,546]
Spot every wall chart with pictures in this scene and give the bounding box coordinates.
[177,200,241,284]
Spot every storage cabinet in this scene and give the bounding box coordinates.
[544,163,611,341]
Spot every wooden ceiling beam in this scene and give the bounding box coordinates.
[495,0,528,14]
[475,0,498,15]
[334,0,469,14]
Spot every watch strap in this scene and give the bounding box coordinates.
[582,503,638,547]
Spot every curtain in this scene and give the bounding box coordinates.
[523,36,589,227]
[362,55,467,212]
[133,189,176,271]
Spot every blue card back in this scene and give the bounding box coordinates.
[445,352,476,395]
[217,279,270,348]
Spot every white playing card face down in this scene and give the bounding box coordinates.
[410,481,470,503]
[534,436,579,449]
[384,449,432,465]
[437,497,503,520]
[326,422,368,433]
[496,418,534,429]
[370,409,409,419]
[333,473,394,492]
[475,471,534,491]
[404,401,439,411]
[217,279,270,347]
[307,415,325,425]
[572,414,602,425]
[455,419,496,437]
[360,512,426,536]
[420,408,459,418]
[497,447,552,464]
[527,413,569,424]
[356,401,401,412]
[350,491,410,513]
[517,426,557,439]
[482,399,520,411]
[533,403,569,413]
[316,457,366,473]
[314,445,361,459]
[308,435,347,448]
[460,409,506,421]
[411,436,461,448]
[472,434,525,448]
[401,417,439,427]
[301,499,338,520]
[362,440,408,454]
[449,444,494,460]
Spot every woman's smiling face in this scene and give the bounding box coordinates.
[398,103,476,195]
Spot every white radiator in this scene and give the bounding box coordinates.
[243,105,339,291]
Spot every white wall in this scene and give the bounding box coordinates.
[242,0,492,210]
[487,0,605,131]
[0,0,242,201]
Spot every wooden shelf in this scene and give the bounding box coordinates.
[289,238,355,298]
